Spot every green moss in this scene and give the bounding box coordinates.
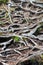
[40,54,43,59]
[0,0,8,4]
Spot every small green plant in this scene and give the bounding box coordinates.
[12,36,20,42]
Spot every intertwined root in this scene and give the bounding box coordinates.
[0,0,43,65]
